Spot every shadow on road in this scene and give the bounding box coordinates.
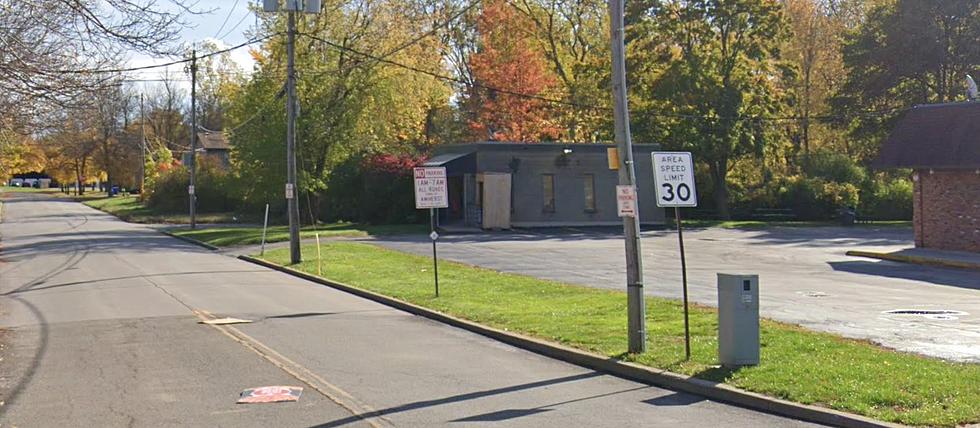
[828,260,980,290]
[311,372,619,427]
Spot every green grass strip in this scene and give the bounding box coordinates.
[261,241,978,427]
[172,223,425,247]
[83,196,252,224]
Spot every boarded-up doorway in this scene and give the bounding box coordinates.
[480,173,511,229]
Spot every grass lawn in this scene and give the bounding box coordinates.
[0,186,60,194]
[171,223,426,247]
[83,196,243,224]
[261,242,978,427]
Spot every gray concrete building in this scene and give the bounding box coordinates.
[425,142,666,229]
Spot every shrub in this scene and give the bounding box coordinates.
[776,175,859,220]
[807,151,866,184]
[320,153,426,224]
[146,159,239,213]
[859,178,913,220]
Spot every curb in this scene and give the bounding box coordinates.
[238,254,902,428]
[846,250,980,271]
[161,230,220,251]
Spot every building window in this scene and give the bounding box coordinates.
[542,174,556,212]
[584,174,596,212]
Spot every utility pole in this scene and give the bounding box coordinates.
[609,0,646,353]
[285,8,301,264]
[139,94,146,196]
[189,49,198,230]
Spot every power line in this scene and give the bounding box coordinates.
[47,35,274,75]
[218,3,255,40]
[213,0,242,39]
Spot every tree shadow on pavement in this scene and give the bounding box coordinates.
[828,260,980,290]
[310,372,610,427]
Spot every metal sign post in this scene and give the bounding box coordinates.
[260,203,270,256]
[414,167,448,297]
[652,152,698,360]
[430,210,439,297]
[675,206,690,360]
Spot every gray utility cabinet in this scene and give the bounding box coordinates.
[717,274,760,366]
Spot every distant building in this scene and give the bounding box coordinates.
[182,131,231,168]
[425,142,666,229]
[875,102,980,253]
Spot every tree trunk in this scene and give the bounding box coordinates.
[709,160,731,220]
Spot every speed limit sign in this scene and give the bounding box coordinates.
[652,152,698,207]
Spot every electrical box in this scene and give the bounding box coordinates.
[263,0,279,12]
[717,273,760,366]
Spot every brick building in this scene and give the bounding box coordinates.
[876,102,980,253]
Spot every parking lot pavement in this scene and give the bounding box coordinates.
[371,226,980,362]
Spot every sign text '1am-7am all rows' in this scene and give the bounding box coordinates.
[413,167,448,209]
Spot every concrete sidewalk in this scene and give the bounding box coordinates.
[847,247,980,271]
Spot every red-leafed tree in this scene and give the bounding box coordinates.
[467,0,560,142]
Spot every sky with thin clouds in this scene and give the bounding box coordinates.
[125,1,260,88]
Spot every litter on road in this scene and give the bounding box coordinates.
[237,386,303,404]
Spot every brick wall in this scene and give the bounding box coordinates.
[914,170,980,253]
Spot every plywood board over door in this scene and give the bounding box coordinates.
[480,172,511,229]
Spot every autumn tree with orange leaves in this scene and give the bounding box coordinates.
[467,0,560,142]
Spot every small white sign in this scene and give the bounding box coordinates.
[430,231,439,241]
[616,185,637,218]
[652,152,698,207]
[285,183,294,200]
[414,167,448,209]
[188,185,195,195]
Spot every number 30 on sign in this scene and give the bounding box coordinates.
[652,152,698,208]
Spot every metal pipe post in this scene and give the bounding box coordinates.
[430,208,439,297]
[676,207,690,360]
[260,203,270,256]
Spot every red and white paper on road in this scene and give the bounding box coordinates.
[237,386,303,404]
[413,167,448,209]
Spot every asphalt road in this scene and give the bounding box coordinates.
[0,193,818,427]
[372,225,980,362]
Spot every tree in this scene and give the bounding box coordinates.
[466,0,561,142]
[833,0,980,160]
[144,72,189,153]
[0,131,43,182]
[90,85,140,192]
[511,0,611,140]
[630,0,788,218]
[0,1,197,131]
[228,0,452,219]
[196,40,246,131]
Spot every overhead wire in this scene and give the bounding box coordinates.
[213,0,242,39]
[46,34,275,75]
[218,3,256,40]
